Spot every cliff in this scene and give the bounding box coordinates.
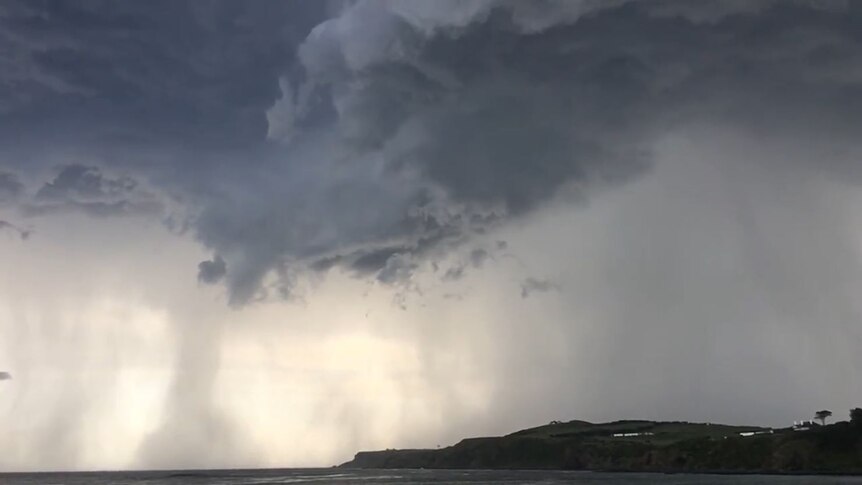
[340,419,862,474]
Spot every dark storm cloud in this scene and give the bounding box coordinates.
[200,0,862,303]
[376,253,419,285]
[18,164,162,217]
[2,0,862,304]
[198,256,227,284]
[309,254,343,273]
[36,165,135,201]
[0,0,330,147]
[23,199,161,218]
[351,247,405,275]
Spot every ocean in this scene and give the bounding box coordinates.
[1,469,861,485]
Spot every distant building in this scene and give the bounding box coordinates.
[612,432,654,438]
[792,420,818,432]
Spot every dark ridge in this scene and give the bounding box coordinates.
[340,418,862,475]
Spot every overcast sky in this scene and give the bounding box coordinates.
[2,0,862,472]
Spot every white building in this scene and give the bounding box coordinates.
[792,420,817,431]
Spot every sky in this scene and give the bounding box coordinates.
[2,0,862,472]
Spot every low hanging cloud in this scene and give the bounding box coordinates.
[36,165,136,203]
[22,165,162,218]
[1,0,861,305]
[198,256,227,284]
[520,278,560,299]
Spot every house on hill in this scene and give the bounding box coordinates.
[793,420,819,431]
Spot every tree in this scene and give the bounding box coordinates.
[815,409,832,426]
[850,408,862,426]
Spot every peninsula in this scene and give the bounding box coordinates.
[341,410,862,474]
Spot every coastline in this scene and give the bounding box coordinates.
[339,419,862,475]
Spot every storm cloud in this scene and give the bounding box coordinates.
[1,0,861,303]
[198,255,227,284]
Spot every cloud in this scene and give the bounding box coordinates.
[0,371,11,380]
[36,165,135,202]
[350,247,406,276]
[440,246,495,282]
[0,172,23,203]
[442,265,465,282]
[2,1,862,305]
[0,220,29,240]
[191,0,862,303]
[0,0,329,145]
[198,256,227,284]
[22,165,162,218]
[520,277,560,299]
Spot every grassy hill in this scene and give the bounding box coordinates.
[340,419,862,474]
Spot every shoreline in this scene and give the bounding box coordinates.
[339,418,862,475]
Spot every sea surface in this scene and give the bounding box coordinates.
[1,469,862,485]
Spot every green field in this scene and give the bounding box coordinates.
[511,419,768,443]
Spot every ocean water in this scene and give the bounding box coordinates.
[1,469,861,485]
